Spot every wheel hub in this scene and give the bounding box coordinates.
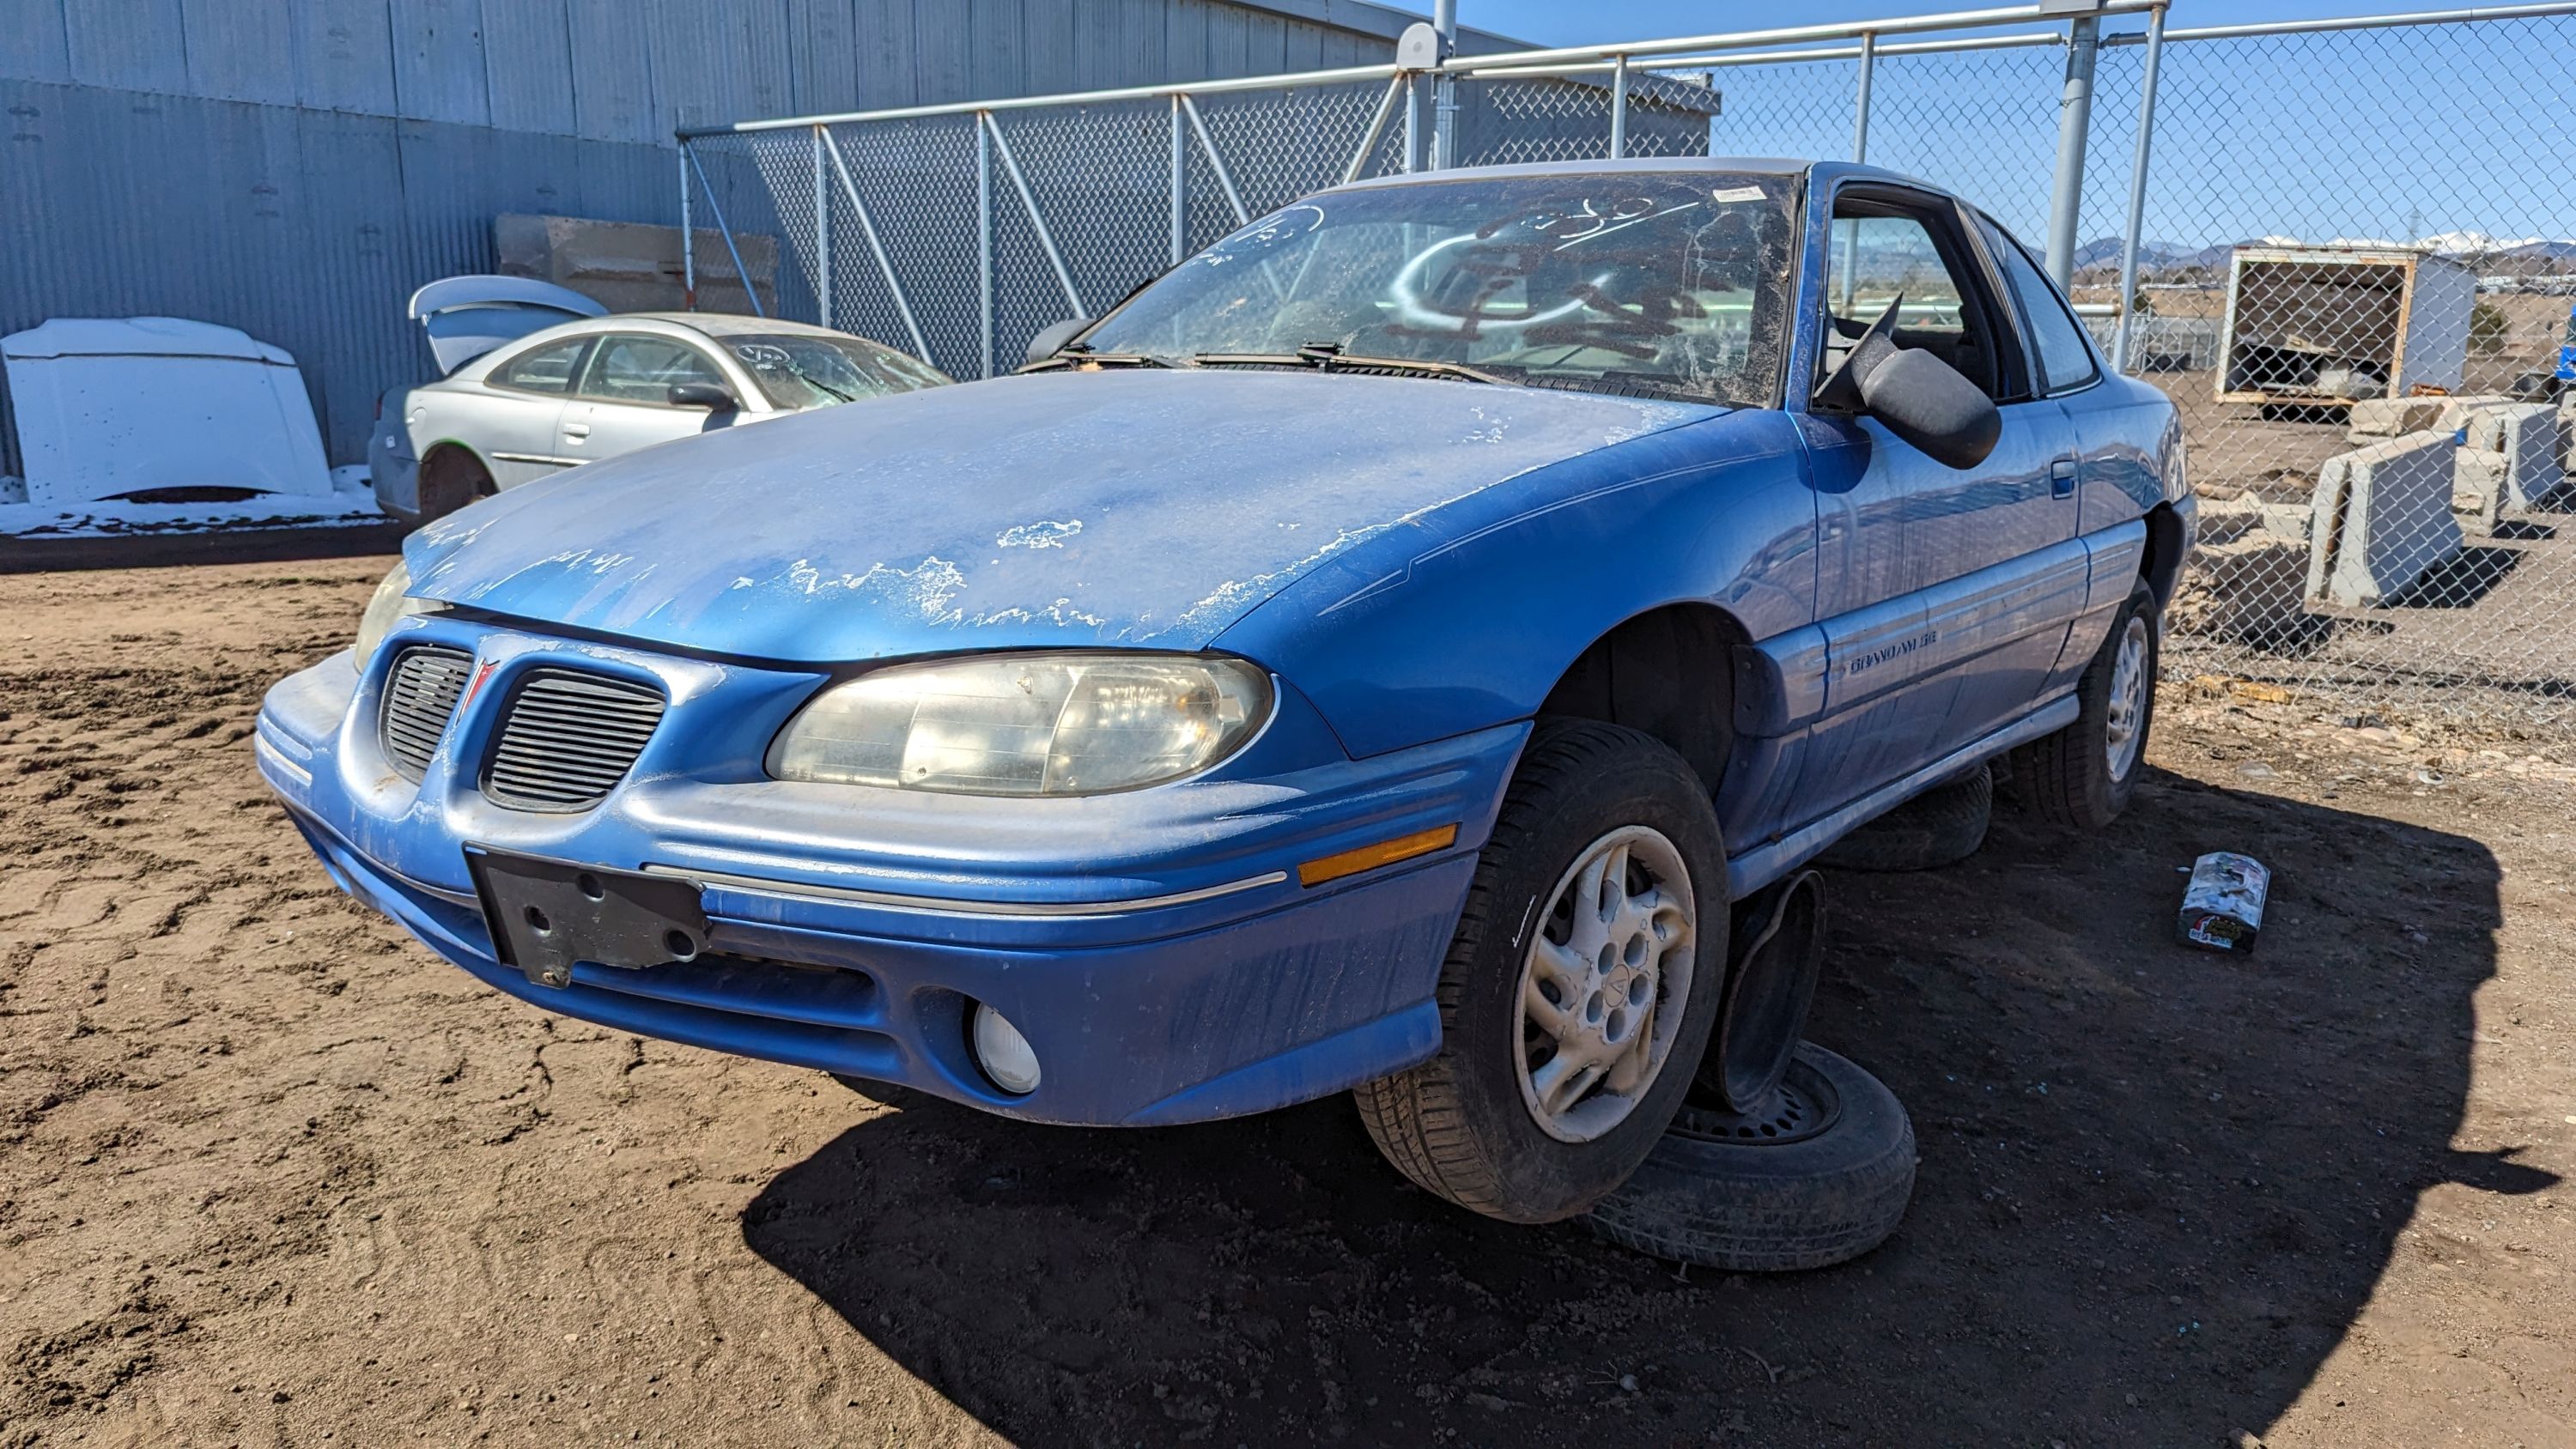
[1516,825,1696,1143]
[1673,1051,1843,1147]
[2105,615,2150,780]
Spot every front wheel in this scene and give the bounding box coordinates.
[2010,580,2159,830]
[1355,720,1727,1223]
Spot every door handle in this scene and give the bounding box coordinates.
[562,422,590,442]
[2050,456,2078,499]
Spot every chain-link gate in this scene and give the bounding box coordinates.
[680,1,2576,738]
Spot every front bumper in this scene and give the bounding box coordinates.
[255,619,1518,1125]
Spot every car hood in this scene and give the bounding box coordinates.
[404,368,1716,663]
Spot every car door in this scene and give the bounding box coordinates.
[1793,185,2085,822]
[557,333,737,465]
[469,335,592,487]
[1972,213,2148,697]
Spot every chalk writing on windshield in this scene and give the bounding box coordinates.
[1383,192,1758,357]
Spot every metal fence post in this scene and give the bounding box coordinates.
[1169,94,1185,266]
[2044,12,2102,286]
[1607,53,1629,159]
[2110,4,2167,372]
[685,143,764,318]
[1850,31,1877,163]
[811,125,832,327]
[977,113,993,379]
[818,130,933,363]
[1403,74,1423,172]
[1431,0,1458,168]
[678,142,696,310]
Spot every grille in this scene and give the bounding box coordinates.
[380,645,475,782]
[481,669,667,811]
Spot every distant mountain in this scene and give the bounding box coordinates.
[2069,233,2576,282]
[2068,237,2205,273]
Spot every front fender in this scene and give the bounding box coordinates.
[1215,409,1819,761]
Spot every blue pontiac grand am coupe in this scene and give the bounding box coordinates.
[258,160,2191,1226]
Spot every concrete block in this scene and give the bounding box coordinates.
[2490,403,2560,512]
[2433,393,2512,433]
[2259,501,2315,543]
[2344,397,2445,441]
[2308,430,2464,607]
[2454,447,2508,533]
[2170,536,2313,643]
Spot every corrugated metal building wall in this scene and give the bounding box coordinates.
[0,0,1510,476]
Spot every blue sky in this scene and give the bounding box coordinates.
[1463,1,2455,48]
[1449,3,2576,253]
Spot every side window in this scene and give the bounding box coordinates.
[578,335,727,405]
[487,337,590,394]
[1821,203,2008,401]
[1981,217,2099,394]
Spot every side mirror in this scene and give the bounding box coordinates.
[666,381,738,410]
[1024,317,1091,367]
[1815,298,2002,470]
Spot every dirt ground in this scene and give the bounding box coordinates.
[4,551,2573,1447]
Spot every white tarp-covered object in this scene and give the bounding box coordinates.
[1,317,333,505]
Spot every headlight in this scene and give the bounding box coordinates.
[351,561,447,670]
[769,652,1272,796]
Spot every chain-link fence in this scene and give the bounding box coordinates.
[680,2,2576,737]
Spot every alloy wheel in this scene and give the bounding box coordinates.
[1516,825,1697,1143]
[2104,615,2150,782]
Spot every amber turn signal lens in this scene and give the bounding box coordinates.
[1297,824,1459,888]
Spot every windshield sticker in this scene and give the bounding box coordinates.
[1710,185,1768,204]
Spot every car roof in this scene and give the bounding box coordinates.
[617,312,855,340]
[1325,156,1941,198]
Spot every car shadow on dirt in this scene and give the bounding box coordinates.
[742,765,2551,1445]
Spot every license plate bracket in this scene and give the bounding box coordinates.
[466,848,708,989]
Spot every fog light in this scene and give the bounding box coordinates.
[971,1003,1042,1095]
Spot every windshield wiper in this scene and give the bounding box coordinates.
[1191,343,1501,385]
[783,365,858,403]
[1018,343,1177,373]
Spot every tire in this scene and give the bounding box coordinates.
[417,447,496,524]
[1586,1042,1916,1272]
[1354,720,1728,1224]
[2009,581,2158,831]
[1814,766,1992,873]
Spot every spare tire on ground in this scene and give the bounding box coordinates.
[1585,1042,1917,1272]
[1814,766,1992,874]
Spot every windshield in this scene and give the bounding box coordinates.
[727,335,951,410]
[1078,171,1800,408]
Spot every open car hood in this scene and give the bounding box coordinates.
[404,368,1716,664]
[410,276,607,373]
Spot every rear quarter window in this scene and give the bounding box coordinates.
[1980,217,2099,394]
[488,337,590,395]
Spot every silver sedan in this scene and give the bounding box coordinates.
[371,282,950,526]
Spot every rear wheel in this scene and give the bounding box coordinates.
[2010,581,2158,831]
[416,446,496,524]
[1355,720,1727,1223]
